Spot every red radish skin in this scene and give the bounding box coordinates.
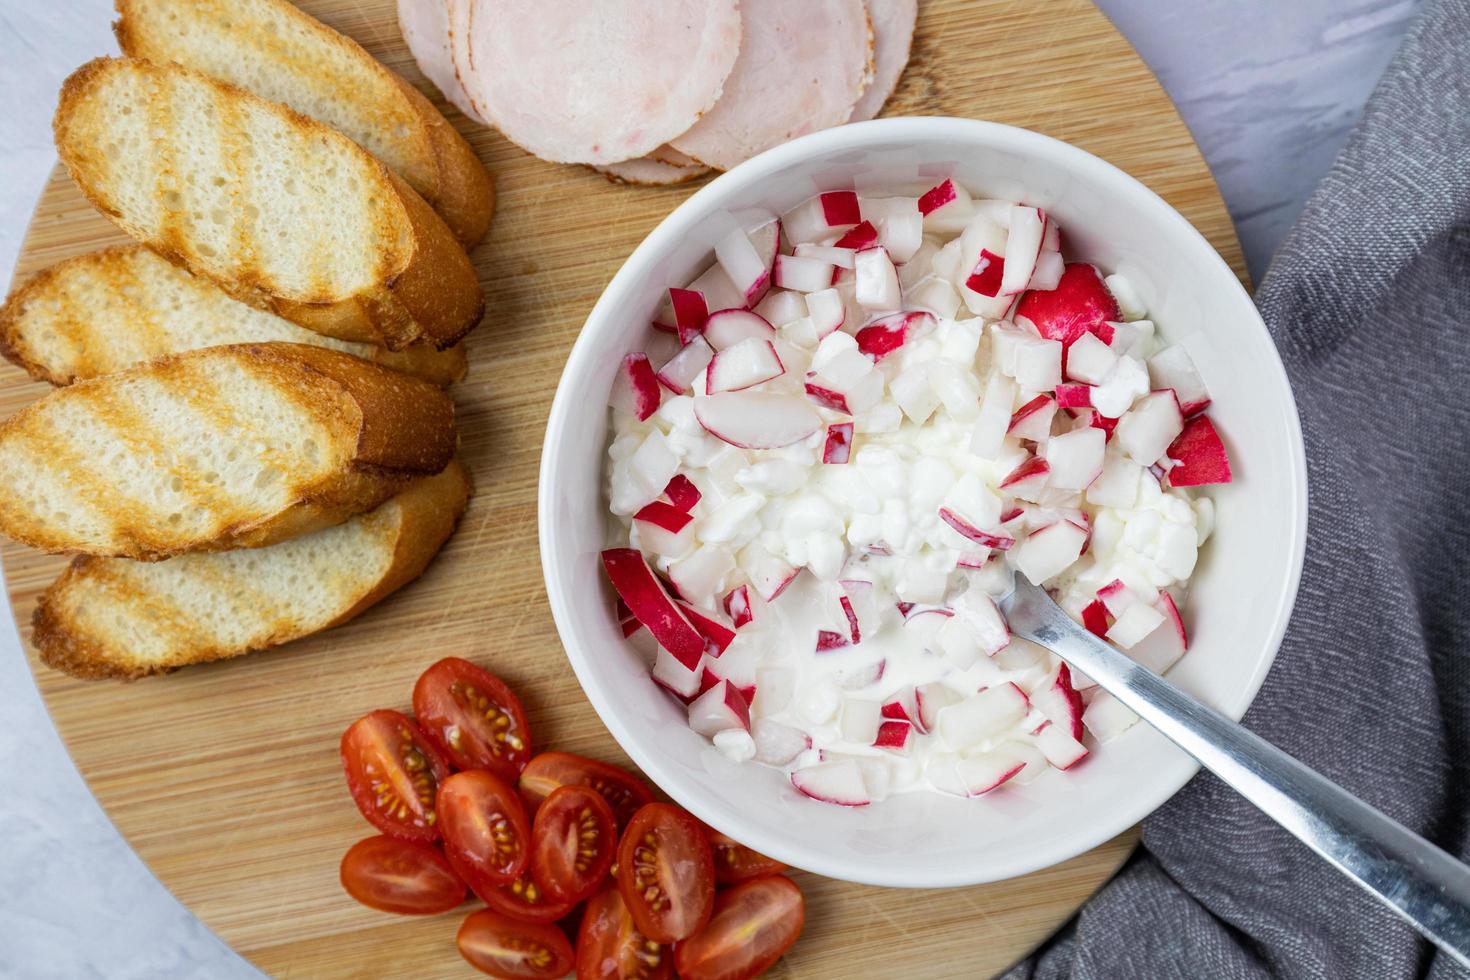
[1015,263,1121,361]
[723,585,753,628]
[1165,415,1233,486]
[834,220,880,249]
[965,248,1005,297]
[664,475,701,512]
[1008,395,1057,441]
[1055,383,1093,408]
[634,501,693,533]
[701,309,776,349]
[612,353,662,421]
[1158,592,1189,650]
[816,630,849,651]
[918,179,957,215]
[938,507,1015,550]
[854,311,935,360]
[839,594,862,644]
[657,336,716,394]
[822,191,862,226]
[1082,599,1111,639]
[823,422,854,463]
[678,603,738,655]
[1000,456,1051,492]
[804,379,858,415]
[601,549,706,667]
[670,287,709,339]
[790,762,870,807]
[873,720,912,752]
[705,339,785,394]
[694,391,820,449]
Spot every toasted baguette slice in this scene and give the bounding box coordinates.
[114,0,494,247]
[0,342,456,560]
[0,245,466,387]
[33,458,470,680]
[54,57,483,351]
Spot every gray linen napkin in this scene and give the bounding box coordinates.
[1007,0,1470,975]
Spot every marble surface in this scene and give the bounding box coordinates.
[0,1,1419,976]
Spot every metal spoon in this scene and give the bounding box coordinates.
[999,576,1470,966]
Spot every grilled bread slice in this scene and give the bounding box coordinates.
[54,57,483,351]
[33,458,471,680]
[0,342,456,560]
[0,245,467,387]
[114,0,494,247]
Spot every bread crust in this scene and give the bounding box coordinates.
[33,459,471,680]
[53,57,484,352]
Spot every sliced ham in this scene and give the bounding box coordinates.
[596,146,711,186]
[397,0,486,123]
[848,0,917,122]
[460,0,741,165]
[671,0,874,172]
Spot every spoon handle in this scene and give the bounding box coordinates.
[1006,581,1470,967]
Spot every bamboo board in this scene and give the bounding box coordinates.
[4,0,1246,976]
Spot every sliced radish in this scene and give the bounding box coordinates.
[1066,332,1119,385]
[795,243,857,269]
[881,685,921,728]
[652,646,702,700]
[1090,355,1151,419]
[815,629,849,652]
[957,551,990,569]
[1044,427,1106,490]
[805,348,883,414]
[955,751,1026,795]
[1000,206,1046,295]
[682,262,746,316]
[935,682,1029,750]
[854,311,935,360]
[1083,690,1140,742]
[694,391,820,449]
[1107,601,1166,649]
[634,500,693,532]
[689,680,751,736]
[740,545,799,602]
[1034,720,1089,770]
[806,287,846,337]
[702,309,776,350]
[656,336,715,393]
[1000,456,1051,501]
[1008,395,1057,442]
[868,199,923,263]
[916,682,961,732]
[715,222,775,307]
[822,422,854,464]
[662,287,709,341]
[1165,415,1233,486]
[1097,579,1144,618]
[1126,595,1187,673]
[1081,599,1111,639]
[609,353,662,421]
[678,603,737,655]
[938,508,1016,550]
[791,760,869,806]
[663,474,701,512]
[723,585,753,628]
[1015,263,1120,362]
[1054,382,1092,409]
[1027,249,1064,291]
[752,719,810,765]
[838,593,862,644]
[853,246,901,311]
[1086,452,1141,509]
[833,220,879,249]
[1011,338,1065,393]
[753,289,807,327]
[964,248,1005,297]
[1158,592,1189,649]
[1031,663,1085,740]
[918,178,975,234]
[668,545,735,604]
[953,587,1011,656]
[781,191,861,245]
[602,548,705,667]
[1148,345,1212,417]
[839,698,882,743]
[970,373,1018,459]
[705,337,785,394]
[774,253,837,293]
[873,720,913,753]
[1014,520,1088,585]
[1116,390,1185,467]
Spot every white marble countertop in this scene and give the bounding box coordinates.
[0,1,1419,976]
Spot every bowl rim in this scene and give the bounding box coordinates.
[539,115,1308,888]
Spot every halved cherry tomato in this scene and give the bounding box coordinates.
[519,751,654,829]
[341,709,451,842]
[480,871,578,924]
[457,908,574,979]
[616,803,715,944]
[413,657,534,780]
[673,875,805,980]
[339,835,466,915]
[699,823,788,885]
[438,770,531,895]
[529,784,617,904]
[577,885,673,980]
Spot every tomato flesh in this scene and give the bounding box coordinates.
[339,835,465,915]
[673,875,805,980]
[616,803,715,944]
[519,751,653,829]
[438,770,531,894]
[700,823,788,885]
[340,709,450,842]
[457,909,574,979]
[577,885,673,980]
[414,657,533,780]
[479,870,577,924]
[529,784,617,904]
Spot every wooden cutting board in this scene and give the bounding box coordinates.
[3,1,1246,976]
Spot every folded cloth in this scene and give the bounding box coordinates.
[1006,0,1470,975]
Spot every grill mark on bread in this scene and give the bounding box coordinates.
[79,558,210,656]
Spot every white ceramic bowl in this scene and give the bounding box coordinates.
[539,117,1307,888]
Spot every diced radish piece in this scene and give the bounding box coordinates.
[602,549,705,667]
[1000,207,1046,295]
[1000,456,1051,501]
[815,629,849,652]
[854,310,935,361]
[954,751,1027,795]
[835,658,886,690]
[1081,599,1111,639]
[888,366,938,423]
[1090,355,1150,419]
[656,337,715,393]
[689,680,751,736]
[1054,383,1092,408]
[1158,592,1188,649]
[1107,318,1155,357]
[791,761,869,806]
[1116,391,1185,466]
[1014,520,1088,585]
[1034,721,1089,770]
[805,374,881,416]
[938,508,1015,550]
[1066,331,1119,385]
[664,475,701,512]
[1011,338,1064,393]
[1044,427,1106,490]
[964,248,1005,297]
[822,422,854,464]
[1083,408,1121,441]
[752,719,810,765]
[953,586,1010,655]
[919,178,975,234]
[957,551,990,569]
[723,585,753,628]
[1043,221,1062,252]
[634,501,695,557]
[609,353,662,421]
[806,287,846,337]
[970,373,1018,459]
[1098,579,1144,618]
[1008,395,1057,442]
[682,262,746,315]
[1015,263,1121,363]
[774,254,837,293]
[795,243,857,269]
[665,287,709,342]
[635,499,692,533]
[753,289,807,327]
[901,605,954,653]
[870,201,924,263]
[652,646,701,700]
[1107,601,1166,649]
[881,685,920,727]
[1026,250,1064,291]
[782,191,861,244]
[874,720,913,753]
[1148,345,1212,416]
[1083,690,1140,742]
[839,698,881,743]
[936,682,1029,750]
[702,309,775,350]
[694,391,820,449]
[916,682,961,732]
[838,594,862,644]
[908,276,962,319]
[1126,594,1187,673]
[820,191,862,225]
[678,603,737,655]
[1165,415,1233,486]
[740,545,799,602]
[669,545,734,604]
[854,246,901,311]
[716,223,774,307]
[1086,452,1142,508]
[705,337,785,394]
[1030,663,1085,739]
